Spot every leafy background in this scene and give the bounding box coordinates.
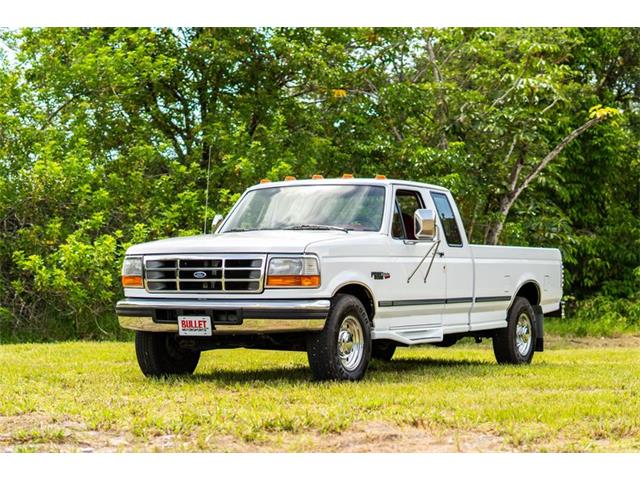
[0,28,638,340]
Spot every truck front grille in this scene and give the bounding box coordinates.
[144,256,265,293]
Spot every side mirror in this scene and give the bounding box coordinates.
[211,214,224,233]
[414,209,437,241]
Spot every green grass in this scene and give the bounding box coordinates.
[546,316,640,337]
[1,338,639,452]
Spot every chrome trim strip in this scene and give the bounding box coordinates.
[118,316,177,332]
[446,297,474,304]
[118,315,327,334]
[475,295,511,303]
[378,296,506,307]
[378,299,446,307]
[117,298,330,311]
[214,319,325,333]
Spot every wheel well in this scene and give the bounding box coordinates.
[334,283,375,322]
[515,282,540,306]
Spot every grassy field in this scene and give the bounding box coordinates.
[1,337,639,452]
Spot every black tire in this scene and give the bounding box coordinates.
[432,335,459,348]
[492,296,537,365]
[372,340,396,361]
[135,331,201,377]
[307,294,372,381]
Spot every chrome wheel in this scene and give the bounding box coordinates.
[515,313,532,356]
[337,315,364,371]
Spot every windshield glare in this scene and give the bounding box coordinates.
[222,185,386,232]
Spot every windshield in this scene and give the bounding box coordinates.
[221,184,386,232]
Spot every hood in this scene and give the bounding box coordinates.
[126,230,351,256]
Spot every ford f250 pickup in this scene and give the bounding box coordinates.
[117,177,563,380]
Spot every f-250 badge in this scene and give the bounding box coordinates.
[371,272,390,280]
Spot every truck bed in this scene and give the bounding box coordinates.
[471,244,563,316]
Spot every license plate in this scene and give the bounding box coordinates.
[178,315,212,336]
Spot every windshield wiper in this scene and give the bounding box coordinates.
[284,224,349,233]
[224,228,257,233]
[223,227,285,233]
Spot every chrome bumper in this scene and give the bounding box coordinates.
[116,298,330,334]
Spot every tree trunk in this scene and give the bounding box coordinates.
[426,39,449,149]
[485,115,606,245]
[485,194,516,245]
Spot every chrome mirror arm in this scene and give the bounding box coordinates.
[406,226,441,284]
[422,240,441,283]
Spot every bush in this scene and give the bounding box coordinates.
[547,295,640,337]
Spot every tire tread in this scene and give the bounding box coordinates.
[492,296,537,365]
[135,331,200,377]
[307,294,372,381]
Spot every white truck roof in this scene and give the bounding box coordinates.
[246,177,451,193]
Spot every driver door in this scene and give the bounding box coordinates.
[378,187,446,336]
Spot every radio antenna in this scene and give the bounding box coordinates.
[203,144,212,234]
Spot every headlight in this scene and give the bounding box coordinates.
[266,256,320,288]
[121,256,143,288]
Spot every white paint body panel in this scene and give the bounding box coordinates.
[123,178,563,345]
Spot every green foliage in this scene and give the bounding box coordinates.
[0,27,639,339]
[547,294,640,337]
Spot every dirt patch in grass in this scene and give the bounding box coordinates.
[0,413,508,453]
[0,413,130,452]
[273,421,510,453]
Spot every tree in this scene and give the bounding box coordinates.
[0,27,638,339]
[484,105,619,244]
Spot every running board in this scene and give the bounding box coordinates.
[372,327,444,345]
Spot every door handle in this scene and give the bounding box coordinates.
[437,252,445,257]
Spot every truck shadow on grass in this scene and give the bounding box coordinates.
[183,358,492,384]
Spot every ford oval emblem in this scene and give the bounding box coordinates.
[193,271,207,279]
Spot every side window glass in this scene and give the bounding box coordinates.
[430,192,463,246]
[392,190,423,240]
[391,202,405,238]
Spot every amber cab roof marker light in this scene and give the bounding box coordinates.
[311,174,324,180]
[374,174,387,180]
[260,178,271,184]
[284,176,296,181]
[341,173,354,179]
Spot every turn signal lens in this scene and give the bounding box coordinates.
[266,256,320,288]
[121,256,143,288]
[266,275,320,287]
[122,275,143,288]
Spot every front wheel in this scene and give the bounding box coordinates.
[307,294,372,381]
[492,296,537,364]
[135,331,201,377]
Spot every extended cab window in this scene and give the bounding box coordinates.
[430,192,463,246]
[392,190,424,240]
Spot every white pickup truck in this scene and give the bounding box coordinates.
[117,177,563,380]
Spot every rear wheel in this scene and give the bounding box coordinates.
[307,294,372,381]
[493,297,536,364]
[372,340,396,361]
[135,331,200,377]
